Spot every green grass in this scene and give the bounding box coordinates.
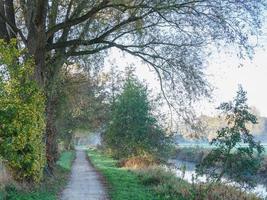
[2,151,75,200]
[88,149,261,200]
[3,187,55,200]
[56,151,76,171]
[87,149,159,200]
[137,167,193,200]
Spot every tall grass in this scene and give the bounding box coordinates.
[137,167,260,200]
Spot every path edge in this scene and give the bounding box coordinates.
[86,150,110,200]
[57,151,77,199]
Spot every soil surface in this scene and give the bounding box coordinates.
[61,150,108,200]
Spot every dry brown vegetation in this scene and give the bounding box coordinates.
[136,167,261,200]
[118,156,160,169]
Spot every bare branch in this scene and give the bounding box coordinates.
[46,0,110,38]
[66,45,112,56]
[0,7,27,43]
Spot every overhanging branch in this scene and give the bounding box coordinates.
[0,11,27,44]
[46,0,110,38]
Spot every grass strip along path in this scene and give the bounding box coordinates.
[87,149,157,200]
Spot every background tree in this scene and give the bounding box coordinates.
[103,75,172,159]
[55,65,110,150]
[196,86,264,188]
[0,0,265,169]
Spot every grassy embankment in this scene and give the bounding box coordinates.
[88,149,260,200]
[0,151,75,200]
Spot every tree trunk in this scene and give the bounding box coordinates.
[0,0,10,41]
[45,95,59,171]
[43,57,65,171]
[25,1,61,171]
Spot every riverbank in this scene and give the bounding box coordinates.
[88,148,261,200]
[0,151,75,200]
[172,147,267,198]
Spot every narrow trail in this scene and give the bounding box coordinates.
[61,150,108,200]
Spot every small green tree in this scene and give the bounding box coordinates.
[196,86,264,188]
[103,75,171,159]
[0,40,46,183]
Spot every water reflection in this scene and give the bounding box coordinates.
[169,159,267,199]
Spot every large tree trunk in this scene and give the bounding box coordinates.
[45,95,59,170]
[25,1,60,171]
[43,57,65,171]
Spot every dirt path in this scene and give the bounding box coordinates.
[61,150,108,200]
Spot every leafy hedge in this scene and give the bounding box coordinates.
[0,40,46,183]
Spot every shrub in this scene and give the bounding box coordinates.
[103,75,172,159]
[0,40,46,183]
[118,155,159,169]
[196,86,264,188]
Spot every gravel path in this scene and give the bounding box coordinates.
[61,150,108,200]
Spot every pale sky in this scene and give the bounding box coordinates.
[202,46,267,116]
[106,21,267,117]
[201,22,267,117]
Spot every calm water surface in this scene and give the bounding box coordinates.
[169,159,267,199]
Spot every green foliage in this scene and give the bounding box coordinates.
[56,151,75,171]
[56,68,110,149]
[5,186,55,200]
[0,40,46,183]
[3,150,75,200]
[196,86,264,188]
[103,76,171,159]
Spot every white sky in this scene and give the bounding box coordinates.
[202,45,267,116]
[106,21,267,117]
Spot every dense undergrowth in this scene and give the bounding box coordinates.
[137,167,260,200]
[0,151,75,200]
[88,149,261,200]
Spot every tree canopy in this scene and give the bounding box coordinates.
[0,0,265,168]
[196,86,264,188]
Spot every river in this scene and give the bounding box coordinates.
[169,159,267,199]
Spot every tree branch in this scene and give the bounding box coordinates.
[0,0,9,41]
[47,11,153,51]
[0,7,27,43]
[66,45,112,56]
[46,0,110,38]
